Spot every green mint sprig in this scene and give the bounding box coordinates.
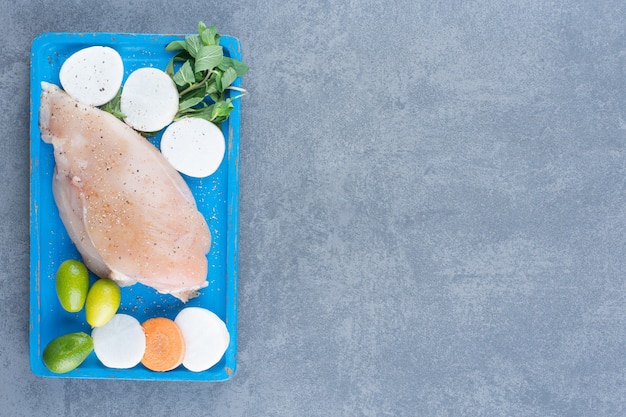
[165,22,249,124]
[100,88,125,120]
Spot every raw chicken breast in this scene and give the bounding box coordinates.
[39,82,211,302]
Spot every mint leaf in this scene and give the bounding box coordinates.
[172,60,196,87]
[184,100,233,123]
[165,40,187,52]
[201,25,219,46]
[185,35,203,58]
[209,100,234,123]
[166,22,248,128]
[214,70,223,92]
[178,85,207,111]
[194,45,223,73]
[205,81,219,97]
[165,52,187,76]
[218,57,249,77]
[100,89,125,120]
[220,67,237,91]
[197,21,207,35]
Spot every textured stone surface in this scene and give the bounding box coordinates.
[3,0,626,415]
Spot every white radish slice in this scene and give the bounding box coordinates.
[59,46,124,106]
[92,314,146,369]
[120,67,179,132]
[160,118,226,178]
[174,307,230,372]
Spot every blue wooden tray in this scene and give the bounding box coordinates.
[29,32,241,381]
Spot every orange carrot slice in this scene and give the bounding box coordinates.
[140,317,186,372]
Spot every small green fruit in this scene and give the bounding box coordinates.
[55,259,90,312]
[85,278,121,328]
[42,332,93,373]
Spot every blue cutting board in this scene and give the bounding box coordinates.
[29,32,240,381]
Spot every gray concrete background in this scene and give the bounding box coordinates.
[2,0,626,416]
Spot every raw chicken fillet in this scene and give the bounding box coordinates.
[39,82,211,302]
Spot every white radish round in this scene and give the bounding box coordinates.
[120,67,179,132]
[92,314,146,369]
[59,46,124,106]
[174,307,230,372]
[160,118,226,178]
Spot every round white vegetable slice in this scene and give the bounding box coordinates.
[59,46,124,106]
[92,314,146,369]
[120,67,179,132]
[174,307,230,372]
[160,118,226,178]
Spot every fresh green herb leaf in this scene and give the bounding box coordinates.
[165,52,186,76]
[180,100,234,123]
[178,96,206,112]
[167,22,248,126]
[100,88,125,120]
[165,56,175,76]
[218,57,249,77]
[214,71,223,92]
[209,100,234,123]
[139,130,161,138]
[172,60,196,87]
[206,81,219,96]
[165,40,187,52]
[178,85,207,111]
[201,26,219,46]
[197,21,207,35]
[220,67,237,91]
[194,45,223,73]
[185,35,203,58]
